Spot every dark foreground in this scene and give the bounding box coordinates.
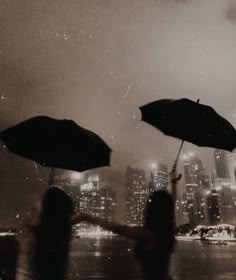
[17,237,236,280]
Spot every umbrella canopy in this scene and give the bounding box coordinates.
[0,116,111,172]
[139,98,236,152]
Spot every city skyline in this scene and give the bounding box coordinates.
[1,142,236,227]
[45,149,236,228]
[1,0,236,226]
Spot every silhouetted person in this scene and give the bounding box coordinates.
[73,170,181,280]
[135,190,175,280]
[34,187,74,280]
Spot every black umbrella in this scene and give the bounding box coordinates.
[139,98,236,170]
[0,116,111,172]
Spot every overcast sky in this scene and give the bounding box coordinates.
[1,0,236,225]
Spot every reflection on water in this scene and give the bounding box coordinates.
[68,237,141,280]
[172,241,236,280]
[67,238,236,280]
[17,237,236,280]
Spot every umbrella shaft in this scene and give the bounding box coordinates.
[172,140,184,171]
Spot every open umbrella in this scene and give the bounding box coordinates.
[139,98,236,170]
[0,116,111,173]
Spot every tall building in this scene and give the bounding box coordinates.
[99,185,116,222]
[210,169,217,186]
[79,175,100,217]
[213,150,236,225]
[214,180,236,225]
[214,150,230,179]
[184,156,203,186]
[77,175,118,232]
[228,153,236,184]
[175,198,189,226]
[199,169,211,190]
[184,156,207,226]
[150,163,169,191]
[125,166,147,226]
[185,184,200,226]
[206,189,220,225]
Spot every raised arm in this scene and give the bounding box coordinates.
[72,214,153,241]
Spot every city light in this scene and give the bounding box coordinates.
[150,162,157,169]
[70,172,82,180]
[231,184,236,190]
[181,154,189,161]
[74,227,116,238]
[80,182,94,191]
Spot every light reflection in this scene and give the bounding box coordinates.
[70,172,82,180]
[150,162,157,169]
[94,252,101,257]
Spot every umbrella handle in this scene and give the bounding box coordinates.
[172,139,184,172]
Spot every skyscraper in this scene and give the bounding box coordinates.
[214,150,230,179]
[213,150,236,225]
[150,162,169,191]
[184,156,203,186]
[206,189,220,225]
[125,166,147,226]
[199,169,211,190]
[215,181,236,225]
[77,175,117,233]
[175,198,189,226]
[99,185,116,222]
[79,175,100,217]
[183,156,207,226]
[228,153,236,184]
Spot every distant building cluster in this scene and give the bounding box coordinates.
[49,149,236,230]
[125,150,236,229]
[125,166,147,226]
[174,150,236,228]
[50,172,116,231]
[125,162,169,226]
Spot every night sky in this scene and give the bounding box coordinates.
[1,0,236,226]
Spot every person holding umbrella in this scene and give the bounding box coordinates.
[72,169,181,280]
[0,116,112,280]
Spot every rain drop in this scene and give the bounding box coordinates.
[1,93,7,100]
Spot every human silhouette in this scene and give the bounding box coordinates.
[34,187,74,280]
[73,170,181,280]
